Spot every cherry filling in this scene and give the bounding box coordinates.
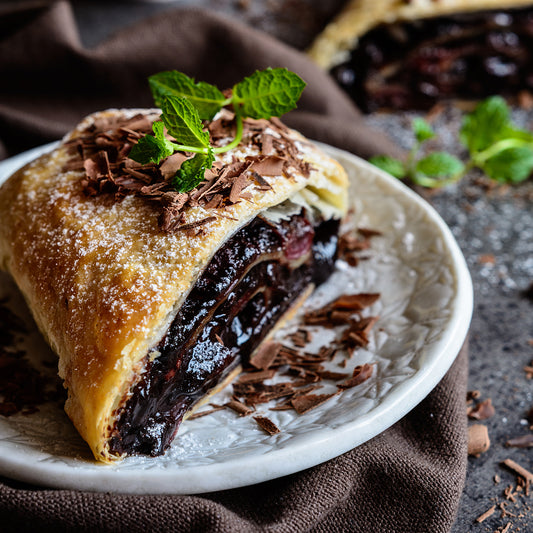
[109,210,340,457]
[331,8,533,111]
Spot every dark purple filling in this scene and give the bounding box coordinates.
[331,8,533,111]
[109,210,340,457]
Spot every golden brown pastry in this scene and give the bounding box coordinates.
[309,0,533,110]
[0,109,348,462]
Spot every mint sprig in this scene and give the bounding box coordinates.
[232,68,306,119]
[149,71,227,121]
[370,97,533,188]
[129,68,306,192]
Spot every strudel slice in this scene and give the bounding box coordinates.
[0,109,348,462]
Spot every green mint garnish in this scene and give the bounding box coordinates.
[129,68,306,192]
[129,121,175,165]
[161,96,211,149]
[370,96,533,188]
[232,68,307,119]
[174,148,215,193]
[149,71,227,121]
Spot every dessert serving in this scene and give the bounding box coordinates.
[308,0,533,110]
[0,69,349,462]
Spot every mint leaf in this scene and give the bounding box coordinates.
[129,121,175,165]
[501,125,533,143]
[174,148,215,192]
[149,71,226,120]
[233,67,306,119]
[415,152,465,178]
[152,120,177,153]
[162,96,211,149]
[481,146,533,183]
[369,155,407,179]
[412,117,435,143]
[460,96,510,154]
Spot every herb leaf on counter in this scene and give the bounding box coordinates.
[371,96,533,188]
[369,155,406,179]
[412,117,435,143]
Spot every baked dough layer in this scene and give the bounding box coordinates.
[0,109,348,462]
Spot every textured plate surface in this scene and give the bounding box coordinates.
[0,142,472,494]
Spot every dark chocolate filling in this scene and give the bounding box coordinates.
[331,8,533,111]
[109,210,340,457]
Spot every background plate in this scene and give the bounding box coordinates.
[0,142,472,494]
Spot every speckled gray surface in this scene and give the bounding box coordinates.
[366,108,533,532]
[22,0,533,529]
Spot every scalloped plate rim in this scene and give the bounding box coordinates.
[0,141,473,494]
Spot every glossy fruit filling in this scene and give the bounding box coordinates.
[109,210,340,456]
[332,8,533,111]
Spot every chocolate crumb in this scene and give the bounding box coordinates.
[249,342,282,370]
[503,485,517,503]
[291,392,338,414]
[253,415,280,435]
[467,390,482,401]
[467,398,496,420]
[523,282,533,301]
[523,365,533,380]
[238,369,276,384]
[337,363,374,390]
[506,434,533,448]
[225,399,253,416]
[475,505,496,523]
[501,458,533,486]
[468,424,490,456]
[187,405,226,420]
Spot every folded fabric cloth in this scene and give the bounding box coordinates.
[0,2,467,532]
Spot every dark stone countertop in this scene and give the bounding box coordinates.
[19,0,533,530]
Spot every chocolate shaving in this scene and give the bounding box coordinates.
[225,399,253,416]
[468,424,491,456]
[506,434,533,448]
[291,392,338,414]
[237,369,276,384]
[475,505,496,523]
[337,363,374,390]
[187,404,226,420]
[253,415,280,435]
[249,341,282,370]
[467,398,495,420]
[317,370,351,381]
[501,459,533,486]
[65,111,309,233]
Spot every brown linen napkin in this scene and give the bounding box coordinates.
[0,2,467,532]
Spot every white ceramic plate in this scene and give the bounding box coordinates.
[0,142,472,494]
